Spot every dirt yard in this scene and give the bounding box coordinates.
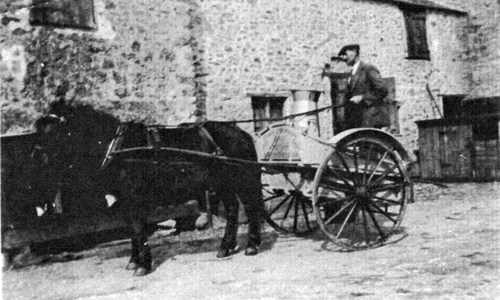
[2,182,500,300]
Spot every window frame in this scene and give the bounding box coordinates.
[401,6,430,61]
[251,96,286,133]
[30,0,97,30]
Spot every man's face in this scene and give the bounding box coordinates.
[343,49,358,66]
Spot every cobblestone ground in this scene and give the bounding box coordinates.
[2,182,500,300]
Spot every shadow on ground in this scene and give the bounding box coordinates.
[4,216,282,272]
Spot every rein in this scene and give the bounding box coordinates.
[146,105,340,128]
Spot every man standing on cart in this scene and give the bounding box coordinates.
[326,44,390,130]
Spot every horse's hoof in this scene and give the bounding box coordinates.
[244,246,258,256]
[125,262,138,270]
[133,267,150,276]
[216,249,232,258]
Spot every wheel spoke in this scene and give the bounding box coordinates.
[352,144,360,185]
[325,200,355,225]
[335,150,354,182]
[293,196,299,232]
[268,194,292,216]
[323,165,353,188]
[370,183,406,193]
[369,203,398,223]
[361,207,370,245]
[335,203,357,239]
[362,143,374,185]
[280,196,295,228]
[318,179,353,193]
[366,205,386,238]
[263,193,285,203]
[350,206,361,243]
[366,150,389,184]
[367,163,400,188]
[316,194,356,207]
[300,199,313,231]
[373,196,402,206]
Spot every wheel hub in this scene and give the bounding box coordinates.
[355,186,372,203]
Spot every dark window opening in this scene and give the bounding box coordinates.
[442,94,466,118]
[472,120,499,141]
[30,0,96,30]
[461,97,500,117]
[252,97,285,132]
[402,7,430,60]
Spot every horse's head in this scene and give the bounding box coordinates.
[32,99,121,178]
[32,101,71,168]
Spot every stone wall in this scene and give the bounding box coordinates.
[436,0,500,99]
[1,0,203,134]
[1,0,499,158]
[198,0,473,153]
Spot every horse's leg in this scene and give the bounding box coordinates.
[130,216,151,276]
[217,192,239,258]
[125,223,140,271]
[123,209,151,275]
[239,190,262,256]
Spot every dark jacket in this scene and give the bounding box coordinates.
[345,61,389,129]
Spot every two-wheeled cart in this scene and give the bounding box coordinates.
[105,121,413,251]
[1,121,413,253]
[255,123,413,250]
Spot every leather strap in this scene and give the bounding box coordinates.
[198,125,223,155]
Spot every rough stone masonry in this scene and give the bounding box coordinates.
[1,0,499,158]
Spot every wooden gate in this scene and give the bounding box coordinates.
[416,115,500,181]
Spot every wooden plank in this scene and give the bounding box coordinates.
[432,125,442,178]
[439,125,450,177]
[459,124,472,177]
[419,125,441,179]
[420,126,431,178]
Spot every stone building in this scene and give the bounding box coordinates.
[1,0,499,158]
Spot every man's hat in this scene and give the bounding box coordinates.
[338,44,360,56]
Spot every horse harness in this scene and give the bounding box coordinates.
[101,123,224,169]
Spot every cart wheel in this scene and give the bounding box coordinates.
[312,137,410,250]
[263,188,318,235]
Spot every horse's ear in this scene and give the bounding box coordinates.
[48,98,66,112]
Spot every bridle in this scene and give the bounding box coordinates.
[31,113,69,166]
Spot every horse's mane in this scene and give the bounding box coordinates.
[48,100,119,127]
[38,100,122,159]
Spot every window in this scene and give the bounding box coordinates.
[30,0,96,30]
[442,94,466,119]
[252,97,286,132]
[472,119,499,141]
[402,7,430,60]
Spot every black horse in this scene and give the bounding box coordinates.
[1,114,66,223]
[1,132,41,223]
[33,100,263,276]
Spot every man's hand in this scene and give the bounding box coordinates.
[349,95,363,104]
[321,64,332,77]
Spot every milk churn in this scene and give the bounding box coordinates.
[290,89,321,137]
